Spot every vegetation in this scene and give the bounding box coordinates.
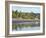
[12,10,40,30]
[12,10,40,19]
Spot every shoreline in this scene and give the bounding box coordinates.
[12,18,40,21]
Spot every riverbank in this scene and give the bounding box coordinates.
[12,18,40,22]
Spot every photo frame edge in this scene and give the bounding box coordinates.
[5,1,45,37]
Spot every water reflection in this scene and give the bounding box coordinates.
[12,21,40,31]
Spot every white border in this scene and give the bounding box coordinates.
[9,4,43,34]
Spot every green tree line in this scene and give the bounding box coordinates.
[12,10,40,19]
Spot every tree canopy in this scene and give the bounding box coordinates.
[12,10,40,19]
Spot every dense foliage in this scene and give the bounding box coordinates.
[12,10,40,19]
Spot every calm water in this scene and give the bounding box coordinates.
[12,19,40,31]
[13,26,40,31]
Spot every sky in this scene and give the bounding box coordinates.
[12,6,40,13]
